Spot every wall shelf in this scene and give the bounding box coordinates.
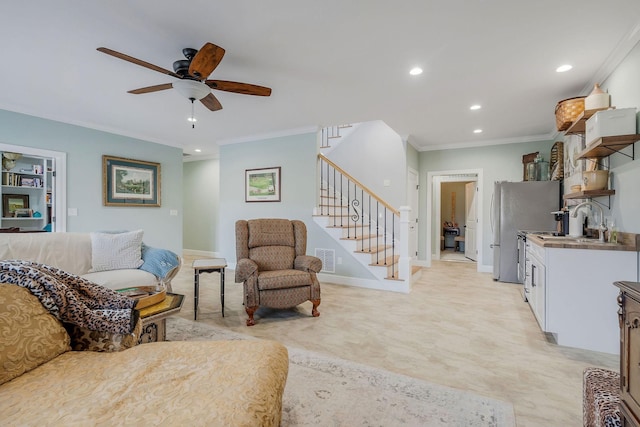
[576,134,638,160]
[565,108,610,135]
[563,189,615,200]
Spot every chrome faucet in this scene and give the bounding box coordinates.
[571,201,608,242]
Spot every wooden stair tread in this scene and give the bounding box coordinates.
[369,255,400,266]
[355,245,392,254]
[341,234,382,241]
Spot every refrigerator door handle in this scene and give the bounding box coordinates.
[490,192,495,234]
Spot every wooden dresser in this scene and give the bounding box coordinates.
[615,281,640,427]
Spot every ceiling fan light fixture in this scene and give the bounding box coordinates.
[172,80,210,100]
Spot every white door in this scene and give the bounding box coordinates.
[464,181,477,261]
[407,169,419,259]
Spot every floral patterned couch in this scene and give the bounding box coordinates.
[0,283,289,426]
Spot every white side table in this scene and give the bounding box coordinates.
[192,258,227,320]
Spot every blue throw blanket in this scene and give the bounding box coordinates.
[139,244,179,279]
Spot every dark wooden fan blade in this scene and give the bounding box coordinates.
[127,83,173,94]
[97,47,181,79]
[189,43,226,80]
[200,93,223,111]
[205,80,272,96]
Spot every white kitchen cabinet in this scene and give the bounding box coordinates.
[525,238,547,330]
[527,239,638,354]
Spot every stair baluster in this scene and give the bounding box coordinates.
[316,153,402,281]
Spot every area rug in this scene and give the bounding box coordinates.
[166,317,516,426]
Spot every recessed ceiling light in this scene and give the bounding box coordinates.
[409,67,423,76]
[473,129,483,134]
[470,104,482,110]
[556,64,573,73]
[194,149,202,153]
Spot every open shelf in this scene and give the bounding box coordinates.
[577,134,639,159]
[565,108,610,135]
[563,189,615,200]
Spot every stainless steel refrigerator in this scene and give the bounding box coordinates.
[491,181,560,283]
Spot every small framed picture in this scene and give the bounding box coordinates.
[2,194,29,217]
[245,167,281,202]
[20,177,34,187]
[14,208,33,218]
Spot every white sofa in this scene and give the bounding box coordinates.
[0,231,181,290]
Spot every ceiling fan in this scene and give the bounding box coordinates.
[97,42,272,113]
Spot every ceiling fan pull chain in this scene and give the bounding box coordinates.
[190,98,196,129]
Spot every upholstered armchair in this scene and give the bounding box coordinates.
[235,219,322,326]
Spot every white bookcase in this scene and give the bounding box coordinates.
[1,152,52,231]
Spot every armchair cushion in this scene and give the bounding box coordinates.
[258,270,313,291]
[294,255,323,273]
[248,220,295,248]
[250,246,295,271]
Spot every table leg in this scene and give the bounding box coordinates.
[194,269,199,320]
[221,268,225,317]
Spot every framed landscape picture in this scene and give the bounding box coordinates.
[245,167,281,202]
[2,194,29,217]
[103,155,160,207]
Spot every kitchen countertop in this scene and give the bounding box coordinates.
[528,231,639,251]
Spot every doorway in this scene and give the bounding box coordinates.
[0,143,66,232]
[425,169,483,271]
[440,181,475,263]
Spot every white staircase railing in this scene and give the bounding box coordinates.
[316,153,410,286]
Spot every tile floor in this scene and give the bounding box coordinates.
[171,256,618,426]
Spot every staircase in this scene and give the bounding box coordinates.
[319,124,354,153]
[313,152,411,293]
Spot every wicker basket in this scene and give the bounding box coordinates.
[555,97,585,131]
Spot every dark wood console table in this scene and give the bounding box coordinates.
[614,281,640,427]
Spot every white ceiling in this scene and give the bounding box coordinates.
[2,1,640,157]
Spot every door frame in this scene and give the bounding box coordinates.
[425,169,483,271]
[407,167,419,261]
[0,143,67,232]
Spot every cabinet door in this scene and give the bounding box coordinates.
[530,260,546,330]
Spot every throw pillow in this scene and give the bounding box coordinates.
[89,229,144,273]
[0,284,71,385]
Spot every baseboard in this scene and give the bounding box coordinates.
[317,273,410,294]
[478,264,492,273]
[182,249,221,258]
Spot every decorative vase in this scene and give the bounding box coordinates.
[2,152,22,171]
[584,83,610,110]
